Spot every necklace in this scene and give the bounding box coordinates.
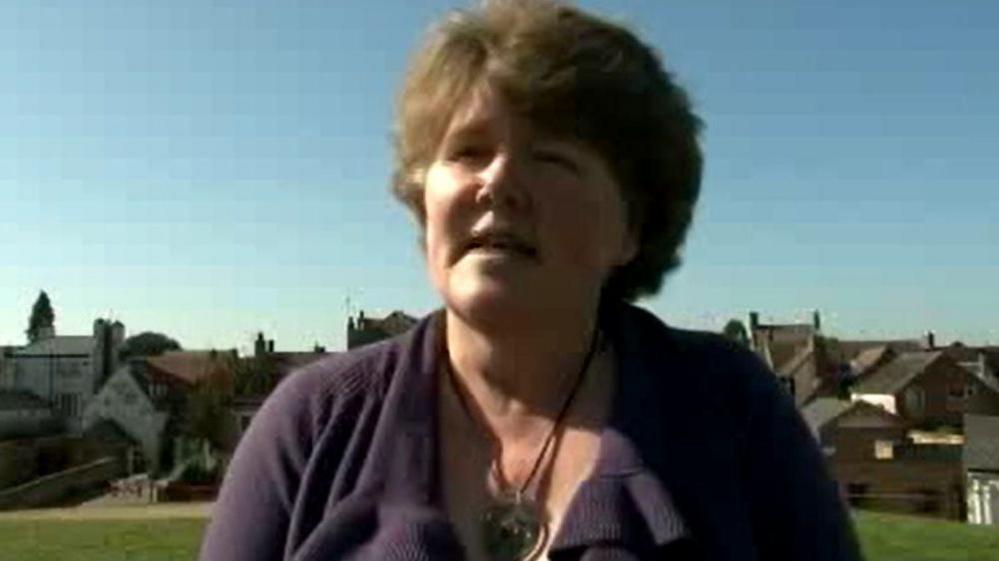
[445,327,601,561]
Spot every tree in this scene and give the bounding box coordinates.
[118,332,182,361]
[26,290,56,343]
[183,367,233,452]
[722,318,749,347]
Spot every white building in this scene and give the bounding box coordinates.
[0,390,61,440]
[83,364,168,472]
[4,319,125,433]
[965,414,999,526]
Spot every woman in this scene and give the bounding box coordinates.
[200,1,861,560]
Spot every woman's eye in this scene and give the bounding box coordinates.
[449,146,489,162]
[533,149,579,173]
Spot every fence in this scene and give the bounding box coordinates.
[0,456,124,510]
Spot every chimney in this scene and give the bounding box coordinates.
[268,340,275,353]
[749,312,760,331]
[922,331,936,350]
[254,332,266,357]
[110,321,125,373]
[812,310,822,332]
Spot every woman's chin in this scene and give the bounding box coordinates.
[445,280,542,325]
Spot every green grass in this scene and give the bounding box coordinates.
[0,518,207,561]
[855,510,999,561]
[0,509,996,560]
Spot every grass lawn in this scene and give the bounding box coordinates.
[0,516,207,561]
[855,510,999,561]
[0,507,996,560]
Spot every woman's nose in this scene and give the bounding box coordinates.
[475,152,529,211]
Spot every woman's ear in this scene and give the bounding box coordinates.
[615,227,639,267]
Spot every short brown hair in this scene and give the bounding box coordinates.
[392,0,703,302]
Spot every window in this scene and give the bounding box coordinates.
[778,376,796,397]
[874,440,894,460]
[846,483,870,508]
[56,393,81,417]
[904,386,925,418]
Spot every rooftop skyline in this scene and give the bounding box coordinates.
[2,0,997,351]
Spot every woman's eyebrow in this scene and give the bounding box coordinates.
[444,117,493,141]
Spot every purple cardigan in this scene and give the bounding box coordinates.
[199,304,861,560]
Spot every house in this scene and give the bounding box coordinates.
[802,398,909,460]
[82,364,169,473]
[82,350,234,474]
[939,343,999,391]
[802,397,964,519]
[227,334,329,449]
[964,414,999,525]
[851,351,999,429]
[3,319,125,433]
[747,310,849,406]
[848,346,899,378]
[347,310,418,350]
[0,390,62,440]
[0,345,24,388]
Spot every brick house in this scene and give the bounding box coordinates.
[746,311,929,407]
[802,398,909,460]
[225,333,330,452]
[851,351,999,429]
[940,343,999,390]
[347,310,418,350]
[964,414,999,525]
[748,311,835,406]
[802,397,964,519]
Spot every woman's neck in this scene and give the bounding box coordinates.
[443,306,600,432]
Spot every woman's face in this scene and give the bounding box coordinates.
[423,87,637,326]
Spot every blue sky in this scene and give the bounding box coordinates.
[1,0,996,353]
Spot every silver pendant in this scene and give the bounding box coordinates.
[481,493,545,561]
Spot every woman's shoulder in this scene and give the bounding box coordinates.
[281,339,403,403]
[612,303,789,426]
[253,313,438,436]
[615,304,773,385]
[275,328,426,409]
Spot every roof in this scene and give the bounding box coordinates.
[356,311,418,336]
[83,419,137,445]
[0,390,52,411]
[850,351,942,395]
[802,398,905,435]
[851,346,892,375]
[145,350,233,386]
[267,352,327,373]
[824,339,924,365]
[801,398,853,433]
[964,414,999,471]
[13,336,94,357]
[765,340,805,372]
[778,342,817,378]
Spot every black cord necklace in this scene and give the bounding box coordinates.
[445,327,602,561]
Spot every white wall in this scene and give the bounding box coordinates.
[0,407,57,439]
[83,366,168,472]
[11,355,94,433]
[851,393,896,415]
[968,473,999,526]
